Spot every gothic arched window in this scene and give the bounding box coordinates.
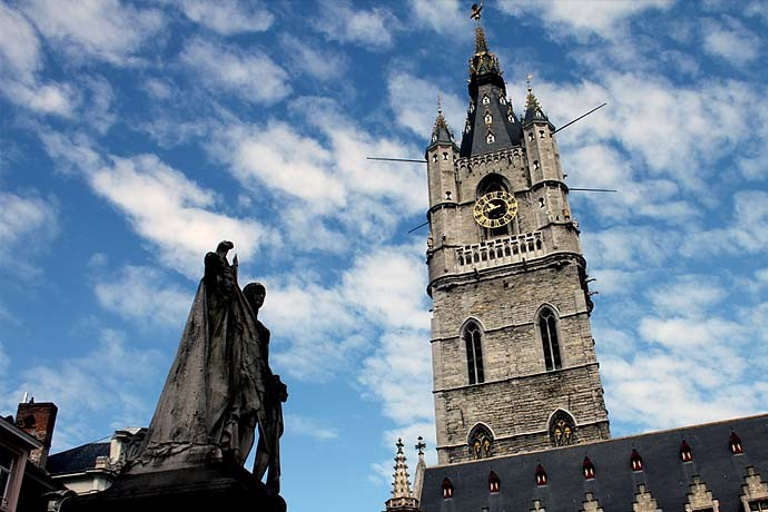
[549,410,576,447]
[464,321,485,384]
[538,306,562,371]
[469,423,493,460]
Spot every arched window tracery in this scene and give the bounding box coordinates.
[469,423,493,460]
[538,306,562,371]
[463,321,485,385]
[549,410,576,447]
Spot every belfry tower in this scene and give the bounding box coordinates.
[425,14,610,465]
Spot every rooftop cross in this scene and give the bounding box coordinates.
[415,436,426,457]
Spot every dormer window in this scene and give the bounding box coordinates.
[486,132,495,144]
[582,456,595,479]
[535,463,547,485]
[500,96,507,105]
[432,134,437,142]
[482,95,490,105]
[488,471,500,493]
[508,114,515,123]
[730,431,743,454]
[484,112,492,125]
[442,477,454,499]
[680,440,693,462]
[630,449,643,471]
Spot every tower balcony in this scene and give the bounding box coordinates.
[455,231,544,270]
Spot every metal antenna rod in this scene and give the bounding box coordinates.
[570,188,617,193]
[552,103,607,134]
[367,156,426,163]
[407,220,430,234]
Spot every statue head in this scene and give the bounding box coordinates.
[216,240,234,256]
[244,282,266,313]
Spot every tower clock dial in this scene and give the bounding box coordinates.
[473,191,518,228]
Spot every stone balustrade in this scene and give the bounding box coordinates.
[455,231,544,270]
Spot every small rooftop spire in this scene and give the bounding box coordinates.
[386,438,420,511]
[430,95,455,145]
[524,74,549,124]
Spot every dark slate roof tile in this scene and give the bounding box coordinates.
[47,442,110,475]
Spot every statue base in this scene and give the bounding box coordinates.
[59,460,285,512]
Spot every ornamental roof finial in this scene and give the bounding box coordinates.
[470,1,484,21]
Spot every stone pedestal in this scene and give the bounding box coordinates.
[59,461,286,512]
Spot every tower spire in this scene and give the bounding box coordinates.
[460,4,522,157]
[524,74,550,124]
[385,438,420,512]
[430,95,454,145]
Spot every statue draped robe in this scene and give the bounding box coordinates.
[130,254,269,470]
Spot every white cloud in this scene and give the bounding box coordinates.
[313,0,397,50]
[94,265,192,327]
[387,71,465,139]
[582,226,679,269]
[261,244,429,388]
[2,330,164,450]
[598,270,768,435]
[81,75,117,134]
[0,3,76,116]
[409,0,466,35]
[279,34,348,81]
[40,132,278,278]
[180,37,291,105]
[498,0,673,40]
[702,17,762,66]
[283,414,339,441]
[646,276,727,316]
[341,247,431,331]
[210,98,427,252]
[264,278,370,381]
[225,120,344,208]
[0,3,41,81]
[172,0,274,35]
[544,74,755,191]
[682,190,768,257]
[21,0,165,66]
[0,191,59,276]
[143,78,174,100]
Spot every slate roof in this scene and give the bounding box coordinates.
[420,413,768,512]
[47,442,110,475]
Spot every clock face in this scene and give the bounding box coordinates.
[473,190,518,228]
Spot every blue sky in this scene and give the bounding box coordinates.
[1,0,767,510]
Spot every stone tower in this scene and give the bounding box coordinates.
[425,17,610,465]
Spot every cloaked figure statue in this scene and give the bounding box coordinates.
[128,241,287,494]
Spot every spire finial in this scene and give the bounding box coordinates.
[527,73,534,92]
[396,438,404,454]
[470,1,484,21]
[437,94,443,116]
[416,436,426,457]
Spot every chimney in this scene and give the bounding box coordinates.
[15,399,58,468]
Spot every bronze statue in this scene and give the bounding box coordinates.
[129,241,287,493]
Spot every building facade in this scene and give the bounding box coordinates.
[384,10,768,512]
